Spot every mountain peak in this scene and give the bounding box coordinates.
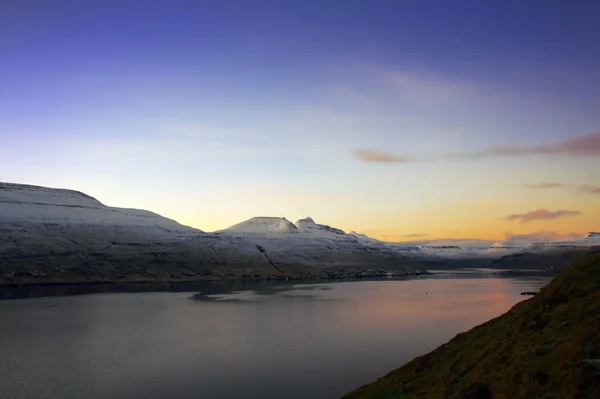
[0,182,197,232]
[224,217,298,234]
[295,217,346,235]
[0,181,101,206]
[295,217,317,228]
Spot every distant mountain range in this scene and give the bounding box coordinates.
[0,182,598,284]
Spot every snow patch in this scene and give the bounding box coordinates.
[295,217,346,236]
[0,182,197,233]
[224,217,298,234]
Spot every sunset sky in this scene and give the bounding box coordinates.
[1,0,599,241]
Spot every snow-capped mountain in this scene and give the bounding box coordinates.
[220,216,425,268]
[416,245,475,257]
[223,217,481,261]
[0,183,275,273]
[349,232,421,256]
[489,231,599,271]
[0,184,425,279]
[2,182,595,282]
[0,182,198,235]
[487,232,600,257]
[485,235,554,255]
[513,232,600,253]
[295,217,346,235]
[225,216,299,234]
[485,242,518,256]
[397,239,494,254]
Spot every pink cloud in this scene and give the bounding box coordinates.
[354,149,411,163]
[523,182,571,189]
[506,209,582,223]
[579,185,600,195]
[455,132,600,159]
[353,132,600,165]
[522,182,600,195]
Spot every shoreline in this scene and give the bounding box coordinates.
[341,253,599,398]
[0,267,429,288]
[0,265,561,288]
[0,271,434,301]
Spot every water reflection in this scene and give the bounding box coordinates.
[0,268,555,301]
[0,273,551,399]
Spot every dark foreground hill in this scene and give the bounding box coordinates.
[342,252,600,399]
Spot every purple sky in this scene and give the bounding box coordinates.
[1,0,599,239]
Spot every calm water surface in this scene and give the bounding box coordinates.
[0,272,550,399]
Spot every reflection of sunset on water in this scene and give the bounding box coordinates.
[355,278,515,323]
[0,274,550,399]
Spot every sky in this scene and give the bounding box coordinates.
[1,0,599,242]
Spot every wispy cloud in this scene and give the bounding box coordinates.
[506,209,582,223]
[382,70,466,102]
[522,182,600,195]
[522,182,571,189]
[367,65,474,105]
[353,132,600,164]
[449,132,600,159]
[579,185,600,195]
[354,149,411,163]
[403,233,428,238]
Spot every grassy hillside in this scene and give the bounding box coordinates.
[342,252,600,399]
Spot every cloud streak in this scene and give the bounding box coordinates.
[354,149,411,163]
[506,209,582,223]
[522,182,600,195]
[579,185,600,195]
[523,182,570,189]
[449,132,600,159]
[354,132,600,164]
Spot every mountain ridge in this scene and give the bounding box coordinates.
[0,183,426,285]
[1,182,598,285]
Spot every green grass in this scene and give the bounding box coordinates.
[342,252,600,399]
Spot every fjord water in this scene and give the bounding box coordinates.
[0,273,549,399]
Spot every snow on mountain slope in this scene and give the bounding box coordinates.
[519,236,600,253]
[486,242,517,256]
[0,183,275,274]
[485,235,556,256]
[0,182,197,234]
[221,216,485,265]
[484,231,600,257]
[417,245,475,257]
[218,216,426,269]
[224,217,298,234]
[348,231,482,258]
[490,233,600,271]
[0,183,425,276]
[396,239,494,254]
[348,232,422,256]
[488,232,600,272]
[295,217,346,236]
